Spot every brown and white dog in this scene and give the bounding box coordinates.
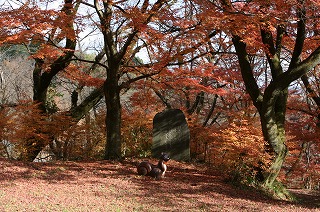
[137,153,170,180]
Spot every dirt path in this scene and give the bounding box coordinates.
[0,158,319,211]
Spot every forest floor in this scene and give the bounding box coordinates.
[0,158,319,212]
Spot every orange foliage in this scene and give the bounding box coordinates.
[62,64,105,87]
[190,112,270,184]
[0,101,106,160]
[0,102,52,158]
[281,104,320,189]
[48,111,106,160]
[9,102,51,144]
[121,109,154,158]
[0,6,55,44]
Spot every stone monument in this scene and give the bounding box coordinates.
[152,108,190,161]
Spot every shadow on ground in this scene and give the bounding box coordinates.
[1,157,319,210]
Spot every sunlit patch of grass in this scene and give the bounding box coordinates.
[198,203,211,211]
[0,190,5,198]
[133,205,144,211]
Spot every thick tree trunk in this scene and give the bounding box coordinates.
[260,112,292,200]
[33,59,47,110]
[260,117,288,188]
[104,70,122,160]
[260,83,289,188]
[233,35,289,190]
[18,58,49,161]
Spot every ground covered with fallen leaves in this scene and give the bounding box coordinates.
[0,158,319,211]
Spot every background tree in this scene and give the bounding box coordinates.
[0,0,106,161]
[91,0,219,159]
[20,0,78,161]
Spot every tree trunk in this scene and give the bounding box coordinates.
[33,59,47,110]
[104,70,122,160]
[260,80,289,187]
[18,58,49,161]
[260,117,288,188]
[232,35,289,190]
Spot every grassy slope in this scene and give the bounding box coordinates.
[0,158,319,211]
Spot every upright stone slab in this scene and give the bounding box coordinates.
[152,109,190,161]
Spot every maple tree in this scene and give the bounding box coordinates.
[0,0,107,161]
[26,0,78,161]
[0,0,78,160]
[185,0,320,196]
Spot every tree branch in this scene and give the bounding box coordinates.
[260,23,284,78]
[232,35,263,112]
[288,0,306,70]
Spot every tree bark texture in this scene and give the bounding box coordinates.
[104,67,122,160]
